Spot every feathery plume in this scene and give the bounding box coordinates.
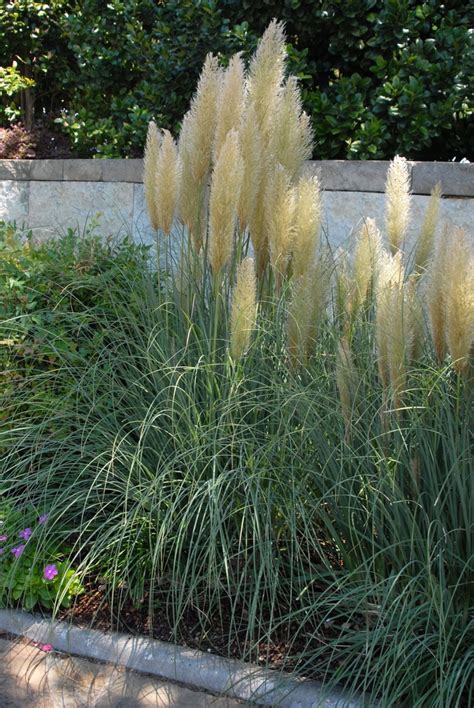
[177,55,220,245]
[353,217,382,309]
[427,228,449,363]
[269,76,313,179]
[238,102,264,232]
[264,163,296,286]
[230,257,257,359]
[414,182,441,274]
[375,250,405,394]
[288,256,330,365]
[208,130,243,273]
[292,174,321,278]
[155,129,181,236]
[143,121,161,231]
[385,155,411,255]
[443,227,474,373]
[247,19,287,141]
[214,53,246,162]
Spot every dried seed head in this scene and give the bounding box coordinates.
[269,76,313,179]
[292,174,321,278]
[353,217,382,308]
[143,121,161,231]
[230,257,257,359]
[427,228,450,363]
[214,53,246,162]
[264,163,296,283]
[385,155,411,255]
[247,19,287,141]
[414,182,442,274]
[208,130,243,273]
[443,227,474,373]
[376,251,415,405]
[155,129,181,236]
[237,101,264,231]
[288,256,330,365]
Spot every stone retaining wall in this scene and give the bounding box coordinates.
[0,159,472,249]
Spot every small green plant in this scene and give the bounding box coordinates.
[0,506,83,610]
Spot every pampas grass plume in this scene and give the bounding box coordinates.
[353,217,382,308]
[428,229,449,363]
[414,182,441,273]
[208,130,243,273]
[293,174,321,278]
[214,53,246,162]
[288,256,330,365]
[265,163,296,285]
[238,102,263,232]
[385,155,411,255]
[230,257,257,359]
[269,76,313,179]
[443,227,474,373]
[247,19,286,141]
[144,121,161,231]
[155,129,180,236]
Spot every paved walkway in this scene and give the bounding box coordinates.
[0,636,248,707]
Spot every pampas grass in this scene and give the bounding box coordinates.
[385,155,411,255]
[292,174,321,279]
[143,121,161,232]
[208,130,243,274]
[414,182,441,273]
[154,129,181,236]
[230,257,257,359]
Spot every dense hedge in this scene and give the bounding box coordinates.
[1,1,472,159]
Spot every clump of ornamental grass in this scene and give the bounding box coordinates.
[2,20,473,708]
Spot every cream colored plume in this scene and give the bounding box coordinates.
[247,19,286,141]
[269,76,313,179]
[288,256,330,365]
[155,129,180,236]
[214,53,246,162]
[177,54,220,242]
[208,130,243,273]
[143,121,161,231]
[292,174,321,278]
[353,217,382,308]
[443,227,474,373]
[264,163,296,285]
[385,155,411,255]
[237,102,263,232]
[414,183,441,273]
[427,229,449,363]
[230,257,257,359]
[375,250,408,398]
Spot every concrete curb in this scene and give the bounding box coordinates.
[0,158,472,196]
[0,609,363,707]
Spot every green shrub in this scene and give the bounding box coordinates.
[1,1,472,158]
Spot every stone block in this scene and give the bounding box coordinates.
[27,181,134,240]
[0,180,29,225]
[307,160,401,193]
[30,160,64,181]
[0,160,32,181]
[63,159,103,181]
[412,162,473,197]
[102,159,143,182]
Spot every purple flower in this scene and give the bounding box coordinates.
[38,514,48,525]
[0,548,4,555]
[43,564,58,581]
[19,528,32,541]
[0,534,7,542]
[11,545,25,559]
